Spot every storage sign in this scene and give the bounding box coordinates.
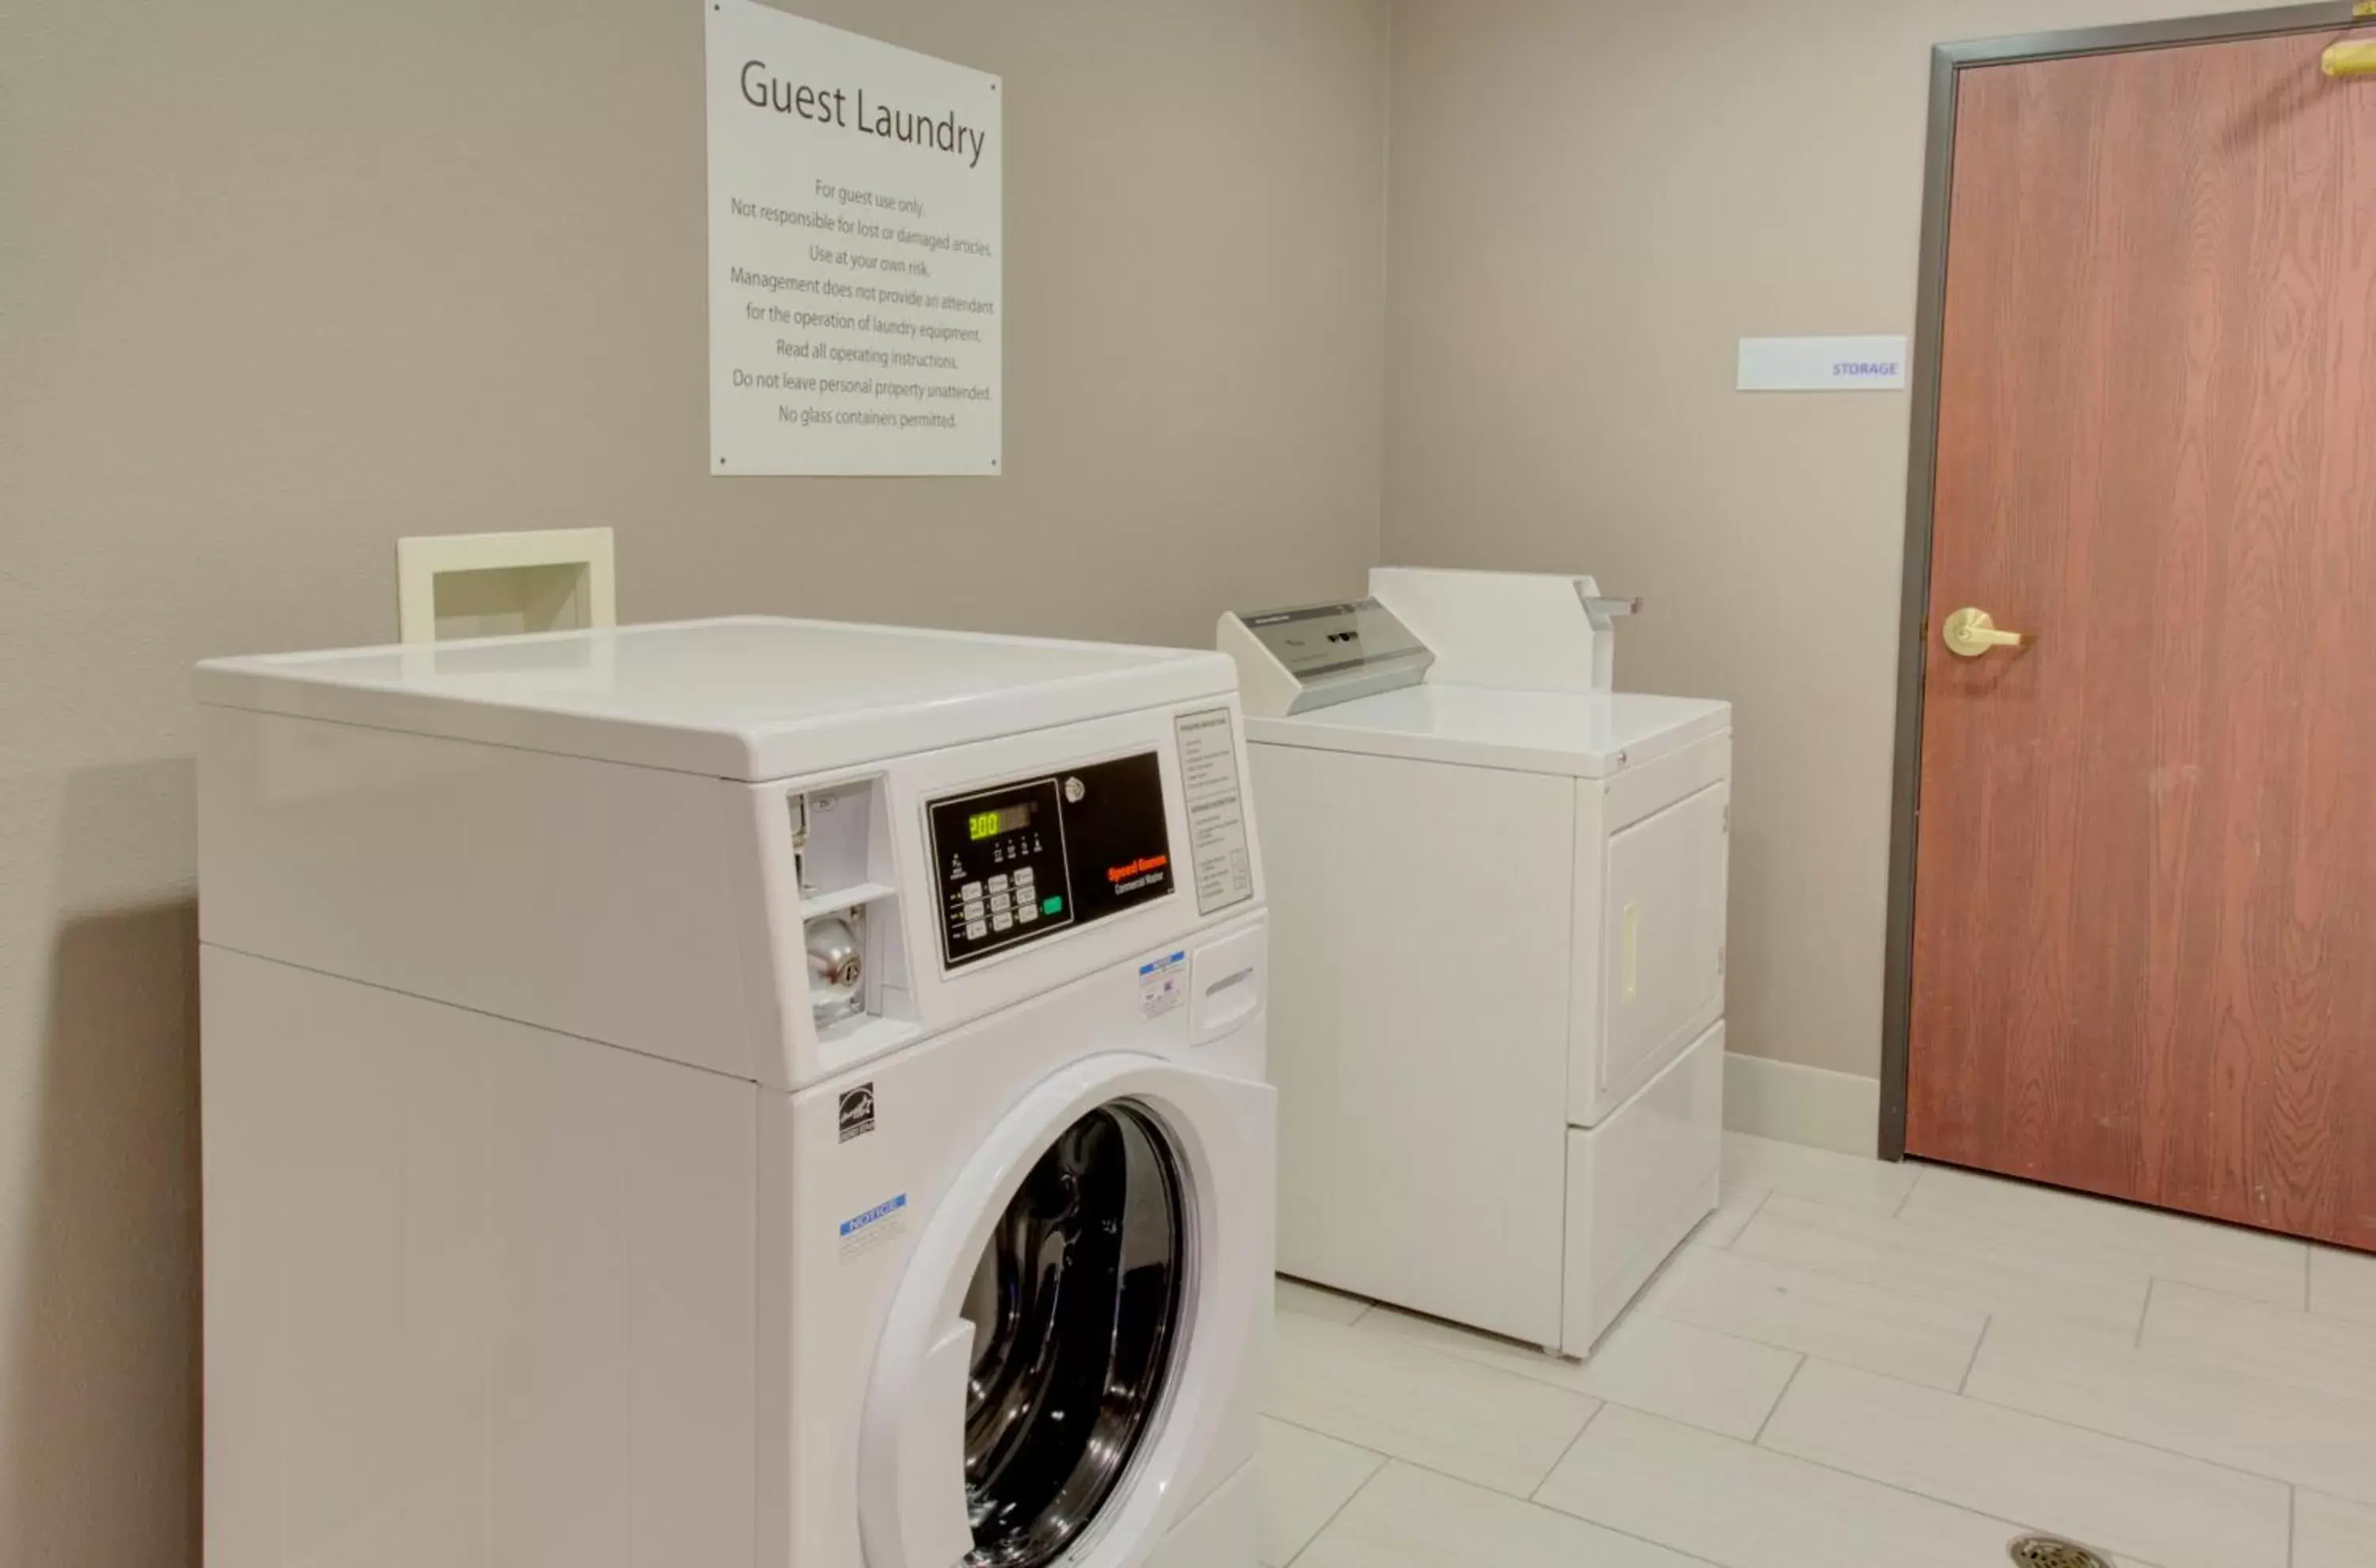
[1736,335,1910,392]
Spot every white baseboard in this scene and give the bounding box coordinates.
[1724,1052,1882,1158]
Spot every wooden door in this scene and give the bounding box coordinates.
[1907,26,2376,1250]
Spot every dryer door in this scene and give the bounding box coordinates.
[859,1055,1274,1568]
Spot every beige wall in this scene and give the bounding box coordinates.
[1382,0,2300,1086]
[0,2,1387,1559]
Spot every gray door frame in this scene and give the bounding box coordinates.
[1877,2,2364,1161]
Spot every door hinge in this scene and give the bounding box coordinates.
[1722,803,1731,834]
[1717,942,1727,977]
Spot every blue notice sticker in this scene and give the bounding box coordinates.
[840,1193,908,1239]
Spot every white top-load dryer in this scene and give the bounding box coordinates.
[1220,568,1728,1355]
[197,616,1274,1568]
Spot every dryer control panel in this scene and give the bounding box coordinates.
[928,750,1175,969]
[1217,598,1434,719]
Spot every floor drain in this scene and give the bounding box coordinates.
[2008,1534,2111,1568]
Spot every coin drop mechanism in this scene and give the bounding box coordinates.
[795,795,870,1029]
[790,780,911,1034]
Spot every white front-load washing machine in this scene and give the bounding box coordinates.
[197,616,1274,1568]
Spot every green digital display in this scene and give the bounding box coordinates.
[968,802,1034,842]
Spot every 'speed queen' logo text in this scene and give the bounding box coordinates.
[1107,854,1169,885]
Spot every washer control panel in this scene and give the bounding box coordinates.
[928,751,1174,970]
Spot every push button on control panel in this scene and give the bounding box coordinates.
[948,879,990,931]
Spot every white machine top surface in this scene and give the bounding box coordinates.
[195,615,1236,780]
[1244,683,1729,778]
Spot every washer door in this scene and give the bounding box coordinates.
[859,1056,1273,1568]
[962,1102,1182,1565]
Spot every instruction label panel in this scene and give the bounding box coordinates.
[1175,708,1255,915]
[706,2,1002,474]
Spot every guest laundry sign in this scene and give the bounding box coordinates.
[706,2,1003,475]
[1736,336,1910,392]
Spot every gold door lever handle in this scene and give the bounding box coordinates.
[1941,607,2032,658]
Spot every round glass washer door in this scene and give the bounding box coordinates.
[958,1101,1186,1568]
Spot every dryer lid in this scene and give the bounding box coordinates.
[1246,684,1731,778]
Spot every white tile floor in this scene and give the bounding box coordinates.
[1255,1132,2376,1568]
